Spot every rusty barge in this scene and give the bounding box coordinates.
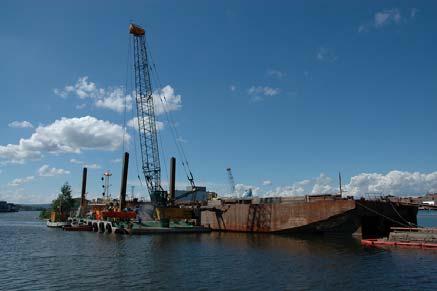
[200,195,418,238]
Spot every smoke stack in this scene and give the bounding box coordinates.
[80,167,87,216]
[169,157,176,205]
[119,152,129,211]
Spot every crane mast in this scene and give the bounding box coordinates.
[129,24,167,207]
[226,168,236,195]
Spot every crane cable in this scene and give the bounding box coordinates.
[145,36,196,187]
[355,200,413,228]
[389,200,420,227]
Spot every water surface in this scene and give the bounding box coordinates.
[0,211,436,290]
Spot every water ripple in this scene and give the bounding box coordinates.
[1,211,436,290]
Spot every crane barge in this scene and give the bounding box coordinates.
[127,23,210,233]
[62,24,418,238]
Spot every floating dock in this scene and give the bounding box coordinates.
[362,227,437,249]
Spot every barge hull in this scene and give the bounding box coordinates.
[201,196,418,238]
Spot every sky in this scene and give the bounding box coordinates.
[1,1,437,203]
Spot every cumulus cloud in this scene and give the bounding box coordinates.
[0,116,127,163]
[347,171,437,196]
[229,85,237,92]
[8,121,33,128]
[54,76,132,113]
[266,173,336,197]
[95,88,133,113]
[55,77,181,115]
[233,183,261,197]
[127,117,164,132]
[265,171,437,197]
[54,76,98,99]
[151,85,182,115]
[8,176,35,186]
[38,165,70,176]
[358,8,415,32]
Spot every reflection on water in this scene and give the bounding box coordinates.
[0,211,436,290]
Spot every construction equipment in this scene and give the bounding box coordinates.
[226,168,236,195]
[226,167,252,198]
[129,23,167,207]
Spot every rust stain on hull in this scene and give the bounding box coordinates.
[201,199,356,233]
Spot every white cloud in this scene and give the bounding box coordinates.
[38,165,70,176]
[54,76,97,99]
[151,85,182,115]
[267,69,285,79]
[110,158,122,163]
[69,159,101,169]
[248,86,280,102]
[229,85,236,92]
[265,171,437,197]
[70,158,83,164]
[95,88,132,113]
[55,77,181,115]
[266,173,336,197]
[234,183,261,197]
[374,9,401,27]
[358,8,414,32]
[8,176,35,186]
[85,163,101,169]
[346,171,437,196]
[248,86,279,96]
[262,180,272,186]
[127,117,164,132]
[0,116,128,163]
[54,76,132,113]
[316,47,337,62]
[8,121,33,128]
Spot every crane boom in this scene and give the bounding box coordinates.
[129,24,167,207]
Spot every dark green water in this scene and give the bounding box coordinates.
[0,211,436,290]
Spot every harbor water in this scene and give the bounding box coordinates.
[0,211,436,290]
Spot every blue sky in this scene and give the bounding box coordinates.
[1,1,437,203]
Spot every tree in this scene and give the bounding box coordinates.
[52,182,74,214]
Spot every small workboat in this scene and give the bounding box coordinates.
[46,211,70,228]
[62,217,93,231]
[46,220,69,228]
